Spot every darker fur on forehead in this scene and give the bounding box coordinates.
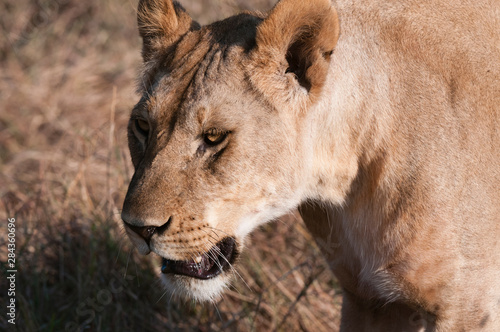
[206,13,263,51]
[137,12,263,94]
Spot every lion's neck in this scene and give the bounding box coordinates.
[304,35,393,204]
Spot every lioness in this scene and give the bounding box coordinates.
[121,0,500,330]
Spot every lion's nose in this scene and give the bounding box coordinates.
[127,225,157,243]
[122,216,172,244]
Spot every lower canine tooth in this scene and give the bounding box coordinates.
[194,256,202,263]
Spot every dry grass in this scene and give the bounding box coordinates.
[0,0,341,331]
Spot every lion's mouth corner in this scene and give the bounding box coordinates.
[161,237,237,280]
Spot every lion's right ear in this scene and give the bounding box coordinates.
[137,0,199,62]
[249,0,339,108]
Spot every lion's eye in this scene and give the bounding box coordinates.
[203,129,228,146]
[134,118,150,137]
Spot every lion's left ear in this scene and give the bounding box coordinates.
[250,0,339,105]
[137,0,200,62]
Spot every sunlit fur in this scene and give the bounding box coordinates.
[122,0,500,331]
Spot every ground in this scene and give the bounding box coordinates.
[0,0,341,330]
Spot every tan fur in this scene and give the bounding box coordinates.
[122,0,500,330]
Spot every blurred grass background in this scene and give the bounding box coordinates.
[0,0,341,331]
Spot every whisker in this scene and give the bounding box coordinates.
[124,248,132,278]
[199,228,223,243]
[213,299,223,324]
[156,287,170,304]
[207,241,251,291]
[206,226,232,238]
[114,236,125,266]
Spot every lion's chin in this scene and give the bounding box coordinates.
[160,273,232,302]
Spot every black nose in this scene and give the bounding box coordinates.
[123,217,172,244]
[127,224,157,243]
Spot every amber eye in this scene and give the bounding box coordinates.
[134,118,149,137]
[203,128,228,146]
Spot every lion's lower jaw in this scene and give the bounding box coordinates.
[160,273,231,302]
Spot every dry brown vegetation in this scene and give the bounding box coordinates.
[0,0,341,331]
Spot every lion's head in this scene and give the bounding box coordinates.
[122,0,339,301]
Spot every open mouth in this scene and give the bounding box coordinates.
[161,237,237,280]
